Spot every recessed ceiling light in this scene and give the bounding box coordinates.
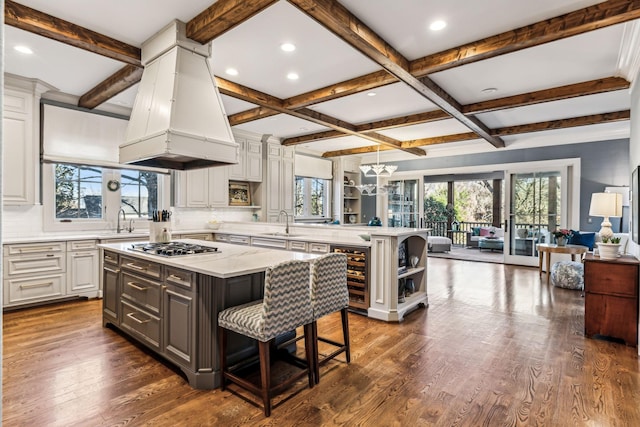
[429,20,447,31]
[367,92,377,97]
[225,68,238,76]
[481,87,498,94]
[14,45,33,54]
[287,72,299,80]
[280,43,296,52]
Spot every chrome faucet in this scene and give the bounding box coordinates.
[279,210,290,235]
[117,208,126,233]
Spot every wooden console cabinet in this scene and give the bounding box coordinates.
[584,254,639,346]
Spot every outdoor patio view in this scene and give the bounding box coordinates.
[424,172,562,259]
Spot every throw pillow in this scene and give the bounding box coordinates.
[479,227,491,236]
[568,231,596,250]
[472,227,480,236]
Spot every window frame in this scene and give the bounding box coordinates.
[294,176,332,220]
[42,163,170,233]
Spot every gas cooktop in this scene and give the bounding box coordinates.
[129,242,220,257]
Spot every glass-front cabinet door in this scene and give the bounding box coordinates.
[388,179,419,227]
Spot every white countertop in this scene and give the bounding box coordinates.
[99,239,318,278]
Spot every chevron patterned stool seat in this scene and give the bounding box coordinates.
[218,259,315,417]
[310,252,351,384]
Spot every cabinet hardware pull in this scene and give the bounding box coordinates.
[168,274,184,281]
[20,281,53,289]
[127,282,147,291]
[126,312,150,324]
[125,263,146,271]
[18,246,57,253]
[104,267,120,274]
[46,254,55,257]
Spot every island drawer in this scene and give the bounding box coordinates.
[120,255,161,279]
[103,251,119,266]
[121,299,161,350]
[309,242,330,254]
[166,266,195,290]
[121,271,162,314]
[288,240,308,252]
[251,236,287,250]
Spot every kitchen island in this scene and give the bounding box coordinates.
[99,239,317,390]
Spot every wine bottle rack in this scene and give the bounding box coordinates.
[332,245,369,312]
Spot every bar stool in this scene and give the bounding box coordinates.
[218,260,315,417]
[310,252,350,384]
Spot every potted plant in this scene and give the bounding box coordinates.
[597,236,621,259]
[552,229,573,246]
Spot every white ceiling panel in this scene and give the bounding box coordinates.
[341,0,605,60]
[477,90,631,128]
[380,119,473,141]
[233,114,329,139]
[310,82,438,124]
[430,24,624,104]
[210,1,380,99]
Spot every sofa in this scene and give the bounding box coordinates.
[466,226,505,248]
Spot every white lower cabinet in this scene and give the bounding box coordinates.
[3,239,100,308]
[66,240,99,296]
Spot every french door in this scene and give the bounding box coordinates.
[503,164,572,266]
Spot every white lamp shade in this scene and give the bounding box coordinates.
[589,192,622,217]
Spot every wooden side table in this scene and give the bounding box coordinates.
[536,243,588,284]
[584,253,639,346]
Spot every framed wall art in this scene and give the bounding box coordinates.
[229,181,251,206]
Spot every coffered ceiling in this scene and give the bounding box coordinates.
[4,0,639,163]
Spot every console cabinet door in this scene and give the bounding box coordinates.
[163,269,196,370]
[103,261,120,325]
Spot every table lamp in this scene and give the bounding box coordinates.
[589,192,622,240]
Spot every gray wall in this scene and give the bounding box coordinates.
[362,138,630,232]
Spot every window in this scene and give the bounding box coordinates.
[55,164,103,219]
[46,163,166,232]
[295,177,331,218]
[120,170,158,218]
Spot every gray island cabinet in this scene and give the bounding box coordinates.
[99,240,316,390]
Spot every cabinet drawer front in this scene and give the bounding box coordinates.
[121,300,161,350]
[67,240,98,251]
[121,272,162,314]
[251,237,287,249]
[103,251,119,266]
[5,241,65,256]
[178,233,212,241]
[5,253,66,277]
[585,263,638,297]
[309,242,330,254]
[166,266,195,290]
[7,274,65,305]
[215,233,229,242]
[228,235,250,245]
[288,240,308,252]
[120,255,161,279]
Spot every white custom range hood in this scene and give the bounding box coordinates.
[120,20,239,170]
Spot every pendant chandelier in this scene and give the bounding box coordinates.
[355,145,398,196]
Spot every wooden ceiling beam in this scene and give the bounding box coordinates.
[323,110,630,156]
[186,0,278,44]
[283,76,629,145]
[493,110,630,136]
[411,0,640,77]
[465,76,630,114]
[5,0,141,66]
[216,77,425,156]
[287,0,504,149]
[228,107,280,126]
[78,65,143,109]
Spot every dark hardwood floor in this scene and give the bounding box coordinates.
[4,257,640,426]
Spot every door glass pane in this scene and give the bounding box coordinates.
[510,171,561,257]
[388,179,418,227]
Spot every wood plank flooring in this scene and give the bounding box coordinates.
[4,257,640,426]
